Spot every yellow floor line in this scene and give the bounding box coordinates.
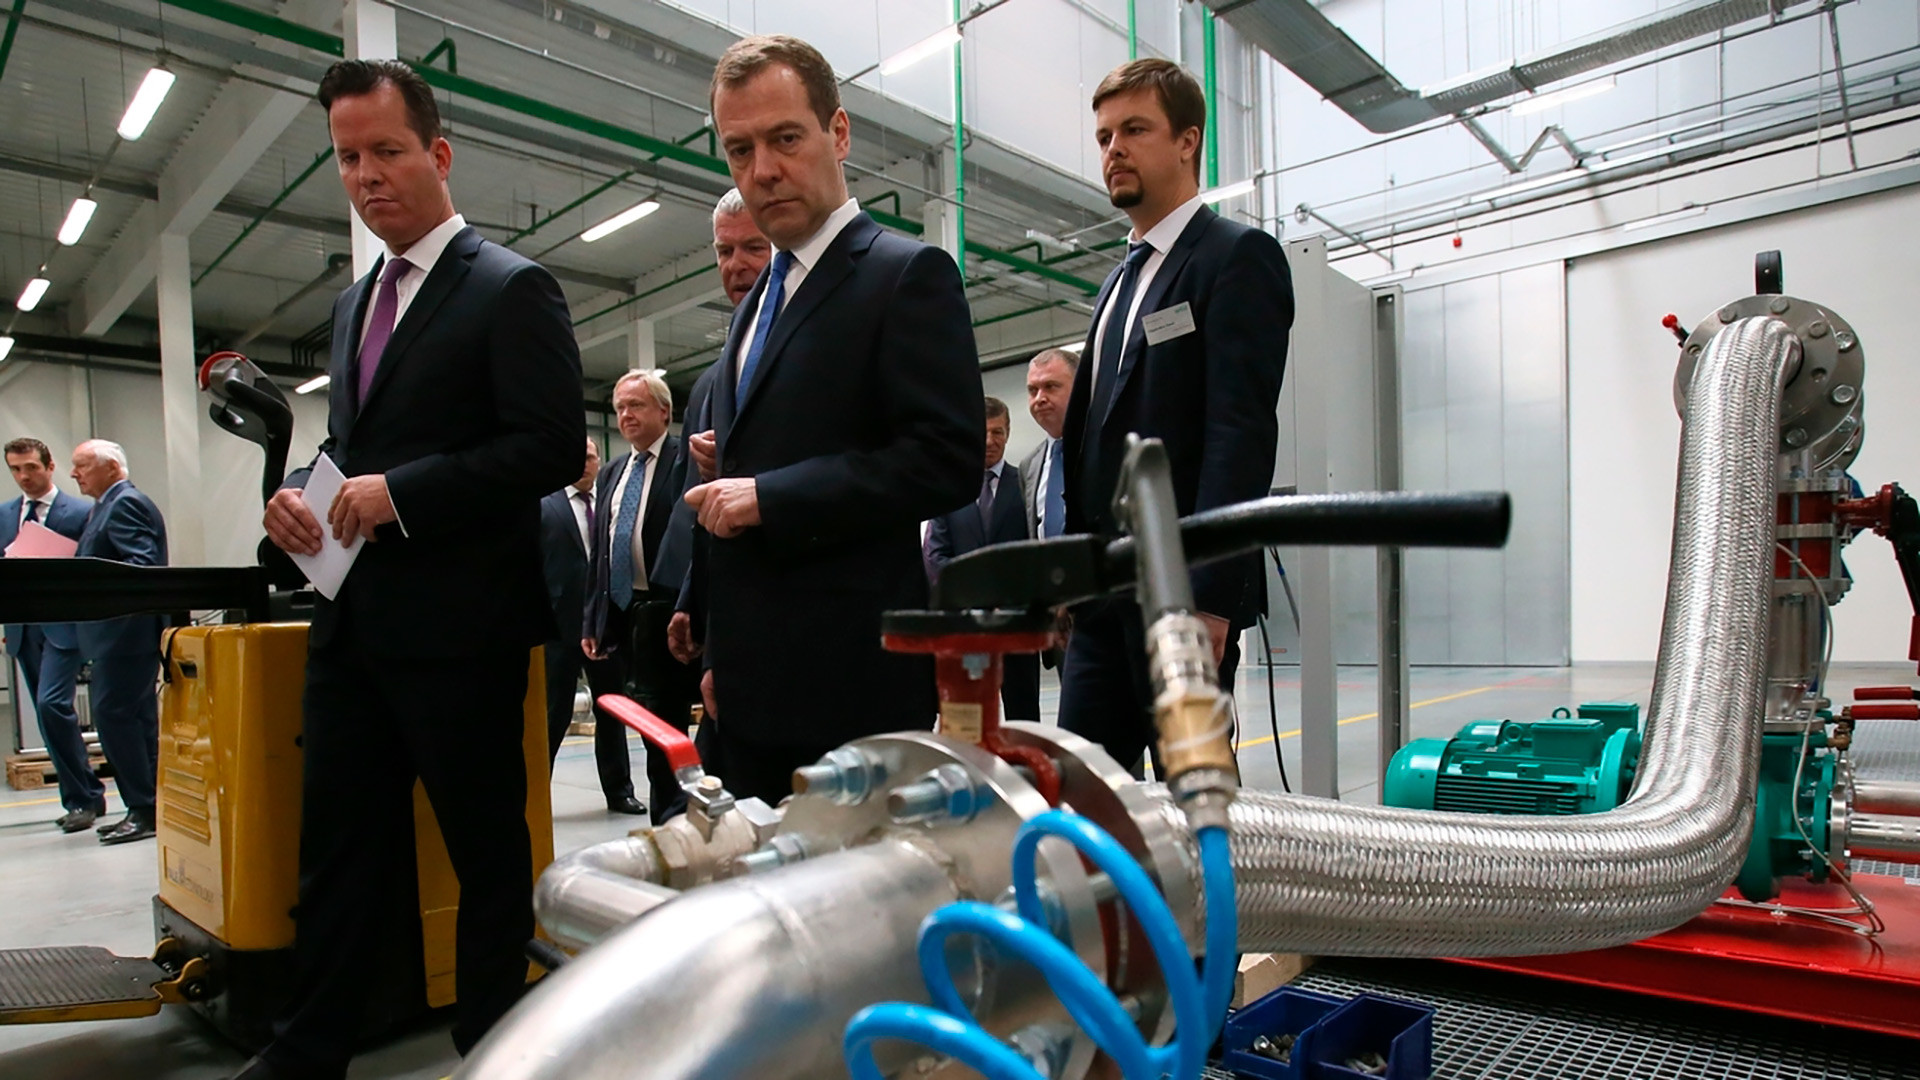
[1236,679,1519,751]
[0,795,61,809]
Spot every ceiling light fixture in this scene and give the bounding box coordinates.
[1509,76,1616,117]
[1060,340,1086,354]
[880,25,961,76]
[580,200,660,243]
[1200,177,1257,203]
[57,198,98,246]
[16,277,51,312]
[117,67,177,141]
[295,375,331,395]
[0,336,13,363]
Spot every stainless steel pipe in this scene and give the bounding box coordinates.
[533,835,678,950]
[1853,779,1920,818]
[1148,316,1797,956]
[1850,812,1920,862]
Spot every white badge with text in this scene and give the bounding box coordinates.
[1141,301,1197,346]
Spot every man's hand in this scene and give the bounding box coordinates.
[582,636,607,661]
[329,474,397,544]
[700,669,718,720]
[264,488,324,556]
[685,478,760,539]
[667,611,702,664]
[689,430,718,482]
[1198,611,1231,668]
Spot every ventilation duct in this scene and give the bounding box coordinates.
[1202,0,1806,132]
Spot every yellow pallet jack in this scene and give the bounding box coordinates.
[0,352,554,1048]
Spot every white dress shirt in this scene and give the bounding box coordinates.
[983,458,1006,504]
[357,213,469,350]
[16,488,57,528]
[1033,436,1057,519]
[734,198,864,387]
[606,433,668,592]
[1086,193,1207,400]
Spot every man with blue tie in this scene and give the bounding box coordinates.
[68,439,168,845]
[926,399,1041,720]
[1058,59,1293,774]
[1018,349,1078,674]
[583,371,689,822]
[3,436,99,832]
[681,34,982,805]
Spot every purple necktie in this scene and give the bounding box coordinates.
[357,257,412,403]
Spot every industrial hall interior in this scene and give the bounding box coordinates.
[5,0,1920,1077]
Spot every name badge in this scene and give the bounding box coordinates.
[1141,302,1198,346]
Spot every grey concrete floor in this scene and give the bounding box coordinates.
[2,661,1914,1078]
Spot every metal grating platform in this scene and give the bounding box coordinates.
[1208,957,1920,1079]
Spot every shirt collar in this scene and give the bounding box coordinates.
[988,460,1006,478]
[781,198,862,274]
[102,479,127,502]
[636,432,668,462]
[386,213,468,277]
[1133,193,1206,255]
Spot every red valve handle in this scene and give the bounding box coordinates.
[596,694,701,771]
[1854,687,1919,701]
[1850,702,1920,721]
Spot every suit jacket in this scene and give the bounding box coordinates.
[700,211,983,745]
[1061,205,1292,627]
[1,488,92,654]
[285,225,586,657]
[73,480,169,659]
[538,488,592,645]
[582,435,687,649]
[926,463,1027,574]
[652,365,718,614]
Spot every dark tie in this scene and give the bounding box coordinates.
[737,250,796,401]
[576,489,594,549]
[609,452,652,607]
[1086,241,1153,434]
[1042,439,1066,538]
[24,499,42,525]
[356,257,412,403]
[976,470,996,529]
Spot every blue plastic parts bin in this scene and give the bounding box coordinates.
[1220,986,1435,1080]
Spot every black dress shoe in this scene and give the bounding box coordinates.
[56,808,97,834]
[99,811,155,845]
[607,795,647,816]
[97,812,128,834]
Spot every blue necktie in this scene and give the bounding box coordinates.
[737,250,796,400]
[1042,439,1066,538]
[24,499,41,525]
[609,451,652,608]
[1086,241,1153,433]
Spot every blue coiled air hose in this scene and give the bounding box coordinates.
[845,808,1238,1080]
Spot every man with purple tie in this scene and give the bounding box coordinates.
[248,59,584,1080]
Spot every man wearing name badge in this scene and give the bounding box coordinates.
[925,398,1041,721]
[2,436,100,833]
[683,34,982,805]
[247,58,584,1080]
[1018,348,1079,673]
[541,437,648,814]
[1058,58,1293,775]
[583,371,691,823]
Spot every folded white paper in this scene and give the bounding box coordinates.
[288,455,365,601]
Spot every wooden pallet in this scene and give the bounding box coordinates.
[5,751,106,792]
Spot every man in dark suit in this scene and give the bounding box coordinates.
[1018,349,1078,674]
[925,398,1041,721]
[582,371,690,823]
[1058,59,1293,773]
[539,437,646,813]
[4,436,100,832]
[67,439,166,845]
[681,34,982,805]
[248,59,584,1080]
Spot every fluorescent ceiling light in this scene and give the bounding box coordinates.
[16,277,51,312]
[1621,203,1707,232]
[880,25,960,76]
[1200,177,1257,203]
[1060,340,1086,354]
[1509,76,1615,116]
[57,198,98,246]
[117,67,177,141]
[295,374,330,395]
[0,336,13,363]
[580,199,660,243]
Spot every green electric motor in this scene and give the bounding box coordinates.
[1382,702,1643,816]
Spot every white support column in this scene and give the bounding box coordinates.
[156,233,205,566]
[628,318,658,371]
[922,148,962,267]
[343,0,398,278]
[1285,236,1338,799]
[68,366,92,442]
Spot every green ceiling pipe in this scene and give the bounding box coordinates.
[951,0,967,284]
[574,263,716,327]
[1201,7,1219,189]
[161,0,342,56]
[194,145,332,285]
[964,240,1098,295]
[0,0,28,86]
[419,36,457,74]
[1127,0,1137,60]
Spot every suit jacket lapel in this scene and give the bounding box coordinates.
[733,214,879,426]
[360,227,480,415]
[711,270,765,458]
[1103,207,1213,433]
[0,496,18,549]
[1067,264,1124,448]
[332,269,375,432]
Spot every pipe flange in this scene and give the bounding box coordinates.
[1828,756,1854,869]
[1675,296,1863,472]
